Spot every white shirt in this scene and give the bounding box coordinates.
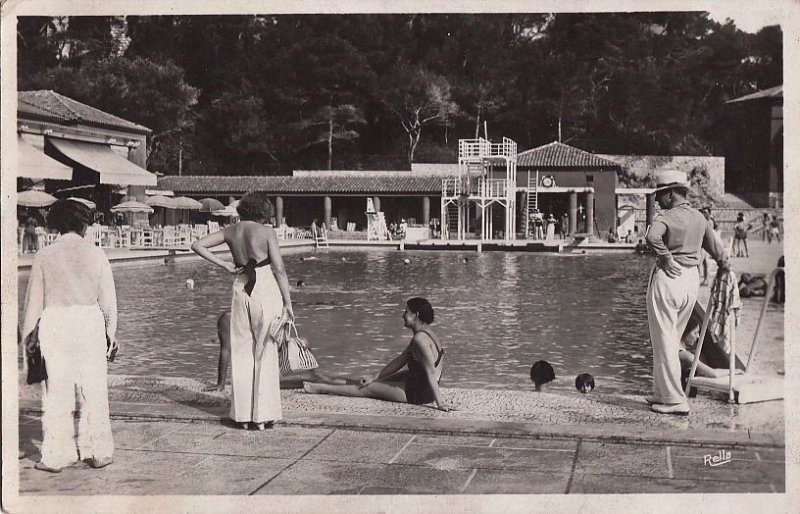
[21,232,117,342]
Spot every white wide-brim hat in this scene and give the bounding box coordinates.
[653,169,690,192]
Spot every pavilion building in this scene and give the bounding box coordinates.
[16,90,156,213]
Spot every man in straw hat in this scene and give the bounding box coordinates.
[644,170,729,415]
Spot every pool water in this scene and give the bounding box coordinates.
[19,249,657,395]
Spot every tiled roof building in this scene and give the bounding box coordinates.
[517,141,621,169]
[19,90,150,135]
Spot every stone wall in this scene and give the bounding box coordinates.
[599,154,725,199]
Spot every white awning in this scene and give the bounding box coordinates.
[18,135,72,180]
[48,138,157,186]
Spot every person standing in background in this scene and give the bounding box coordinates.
[560,212,569,239]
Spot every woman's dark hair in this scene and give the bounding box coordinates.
[237,192,274,222]
[47,199,93,234]
[406,297,434,324]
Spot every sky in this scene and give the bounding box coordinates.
[706,6,784,33]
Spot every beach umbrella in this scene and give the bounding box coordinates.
[146,195,177,209]
[199,198,224,212]
[67,197,97,210]
[17,190,57,208]
[171,196,203,210]
[212,205,239,217]
[111,200,154,214]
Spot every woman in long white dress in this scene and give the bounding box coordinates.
[21,198,117,472]
[192,192,294,430]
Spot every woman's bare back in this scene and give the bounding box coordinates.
[225,221,273,266]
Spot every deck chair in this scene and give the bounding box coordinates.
[685,267,783,404]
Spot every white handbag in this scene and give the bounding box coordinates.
[277,320,319,376]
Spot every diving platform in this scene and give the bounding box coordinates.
[442,137,518,242]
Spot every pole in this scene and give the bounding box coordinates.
[685,292,717,397]
[745,267,779,372]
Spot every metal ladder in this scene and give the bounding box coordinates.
[445,203,460,239]
[315,228,330,250]
[526,171,539,237]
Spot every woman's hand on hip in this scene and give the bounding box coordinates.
[660,258,683,279]
[223,262,239,274]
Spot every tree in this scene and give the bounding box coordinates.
[295,105,366,170]
[382,65,460,163]
[282,34,377,169]
[24,56,198,172]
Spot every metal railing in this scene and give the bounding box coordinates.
[458,138,492,159]
[459,137,517,160]
[479,178,508,197]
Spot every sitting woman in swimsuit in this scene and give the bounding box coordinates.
[303,297,454,412]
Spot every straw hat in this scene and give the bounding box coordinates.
[653,170,690,192]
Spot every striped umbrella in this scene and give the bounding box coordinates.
[199,198,224,212]
[146,195,177,209]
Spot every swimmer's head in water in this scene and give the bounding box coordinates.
[530,360,555,390]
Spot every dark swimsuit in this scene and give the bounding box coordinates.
[404,329,445,405]
[236,256,272,296]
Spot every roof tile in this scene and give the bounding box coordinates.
[517,141,621,169]
[158,175,444,194]
[19,90,151,134]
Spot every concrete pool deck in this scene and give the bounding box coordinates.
[16,370,786,497]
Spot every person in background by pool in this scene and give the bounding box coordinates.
[20,198,118,472]
[635,239,648,254]
[191,192,294,430]
[645,170,729,415]
[303,297,454,412]
[22,212,39,253]
[773,255,785,304]
[732,213,752,258]
[769,215,782,244]
[546,214,557,240]
[625,230,634,243]
[761,212,770,242]
[606,226,617,243]
[560,212,569,239]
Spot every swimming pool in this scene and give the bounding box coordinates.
[18,249,657,395]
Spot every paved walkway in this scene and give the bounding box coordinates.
[16,412,785,496]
